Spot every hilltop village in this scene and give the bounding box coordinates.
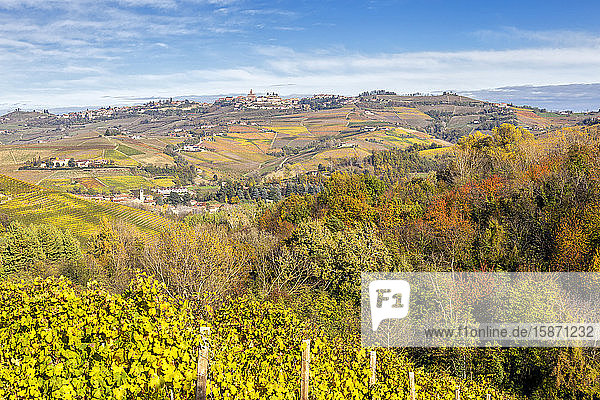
[48,90,343,123]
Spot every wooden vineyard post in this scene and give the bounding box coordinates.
[301,339,310,400]
[369,351,377,386]
[487,393,491,400]
[196,327,210,400]
[455,387,460,400]
[409,371,416,400]
[196,346,209,400]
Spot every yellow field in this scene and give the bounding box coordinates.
[98,175,157,190]
[304,124,347,135]
[0,174,172,240]
[227,129,274,141]
[184,151,234,163]
[419,146,454,157]
[267,126,311,136]
[393,106,432,119]
[511,107,551,128]
[153,177,175,187]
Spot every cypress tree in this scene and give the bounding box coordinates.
[33,224,64,261]
[61,229,82,262]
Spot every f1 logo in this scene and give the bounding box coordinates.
[369,280,410,331]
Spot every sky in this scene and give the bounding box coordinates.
[1,0,599,110]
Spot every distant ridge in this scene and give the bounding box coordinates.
[461,83,600,112]
[3,85,600,115]
[0,92,313,116]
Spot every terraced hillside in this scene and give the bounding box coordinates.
[0,175,172,240]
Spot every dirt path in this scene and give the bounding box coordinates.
[36,170,58,185]
[103,135,119,151]
[278,156,290,169]
[249,140,265,154]
[269,130,278,150]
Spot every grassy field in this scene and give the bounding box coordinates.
[267,126,311,136]
[153,177,176,187]
[0,174,172,240]
[98,175,158,191]
[116,144,144,156]
[104,149,137,166]
[39,179,82,192]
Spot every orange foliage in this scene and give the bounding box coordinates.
[472,175,504,201]
[554,202,600,271]
[553,215,589,271]
[424,196,475,261]
[526,160,552,182]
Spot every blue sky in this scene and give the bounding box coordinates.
[1,0,599,109]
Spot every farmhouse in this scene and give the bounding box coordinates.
[181,144,203,152]
[91,159,109,167]
[28,158,110,169]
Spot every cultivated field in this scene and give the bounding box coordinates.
[0,174,173,240]
[2,94,593,182]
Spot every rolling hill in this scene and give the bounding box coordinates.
[0,174,172,241]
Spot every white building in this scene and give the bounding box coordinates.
[182,143,203,152]
[157,187,189,196]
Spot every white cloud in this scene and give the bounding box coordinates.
[475,27,600,48]
[116,0,178,8]
[5,42,600,109]
[0,0,234,9]
[0,4,599,110]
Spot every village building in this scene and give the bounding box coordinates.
[181,144,203,152]
[157,187,190,196]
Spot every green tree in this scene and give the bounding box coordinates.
[0,222,43,275]
[32,224,64,261]
[61,229,82,262]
